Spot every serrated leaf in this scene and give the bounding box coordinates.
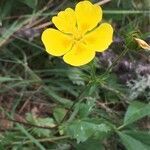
[36,118,56,128]
[124,101,150,125]
[65,120,110,143]
[67,68,85,85]
[26,113,55,137]
[118,132,149,150]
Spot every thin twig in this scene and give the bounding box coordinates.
[96,101,121,117]
[97,101,114,113]
[25,0,53,28]
[33,22,52,30]
[96,0,111,5]
[26,0,68,29]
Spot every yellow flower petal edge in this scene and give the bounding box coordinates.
[63,42,95,66]
[75,1,102,34]
[41,1,113,66]
[41,28,73,56]
[84,23,113,52]
[52,8,77,34]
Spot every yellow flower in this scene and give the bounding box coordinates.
[41,1,113,66]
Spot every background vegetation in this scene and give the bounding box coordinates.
[0,0,150,149]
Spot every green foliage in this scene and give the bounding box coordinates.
[123,130,150,146]
[17,124,46,150]
[118,131,150,150]
[63,119,111,143]
[124,101,150,126]
[21,0,38,9]
[77,97,95,118]
[67,68,86,86]
[53,107,67,123]
[75,139,105,150]
[0,0,149,149]
[26,113,55,137]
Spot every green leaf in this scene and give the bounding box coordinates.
[26,113,55,137]
[0,77,20,82]
[124,101,150,125]
[53,107,67,123]
[75,139,105,150]
[118,132,149,150]
[123,130,150,146]
[0,143,4,150]
[43,86,72,107]
[17,124,46,150]
[77,97,95,118]
[22,0,38,9]
[64,120,110,143]
[0,19,31,47]
[67,68,85,85]
[0,0,13,21]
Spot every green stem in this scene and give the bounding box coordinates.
[99,46,129,80]
[12,136,69,145]
[60,82,91,124]
[106,47,129,73]
[90,60,96,80]
[60,61,97,123]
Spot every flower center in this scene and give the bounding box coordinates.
[73,30,83,41]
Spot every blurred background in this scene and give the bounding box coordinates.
[0,0,150,149]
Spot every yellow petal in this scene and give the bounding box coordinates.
[84,23,113,52]
[63,43,95,66]
[75,1,102,34]
[52,8,77,34]
[134,38,150,50]
[41,28,73,56]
